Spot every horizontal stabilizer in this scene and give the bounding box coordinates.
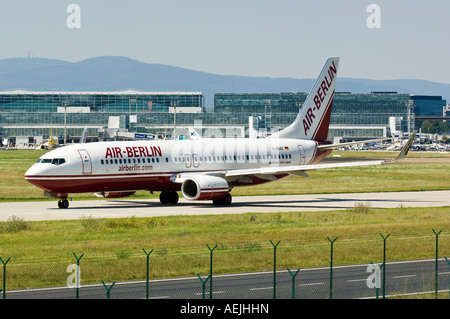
[317,137,393,150]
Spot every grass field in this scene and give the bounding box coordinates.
[0,206,449,290]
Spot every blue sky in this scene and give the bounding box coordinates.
[0,0,449,83]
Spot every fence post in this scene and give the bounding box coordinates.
[0,257,10,300]
[369,262,382,299]
[380,233,390,299]
[142,248,154,299]
[287,267,300,299]
[197,274,211,299]
[432,229,442,299]
[72,253,84,299]
[101,280,116,299]
[269,240,281,299]
[327,237,337,299]
[206,244,217,299]
[445,257,450,300]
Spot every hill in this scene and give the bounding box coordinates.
[0,56,448,107]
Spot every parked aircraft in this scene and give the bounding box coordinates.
[24,58,414,209]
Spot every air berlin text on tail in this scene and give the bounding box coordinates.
[304,60,337,136]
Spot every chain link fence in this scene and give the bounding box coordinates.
[1,231,449,299]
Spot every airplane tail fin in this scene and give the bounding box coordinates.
[188,127,202,140]
[269,57,339,141]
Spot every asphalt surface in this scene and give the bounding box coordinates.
[0,190,449,221]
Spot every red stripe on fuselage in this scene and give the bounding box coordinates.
[25,174,179,193]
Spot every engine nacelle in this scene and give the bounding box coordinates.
[94,191,136,198]
[181,175,229,201]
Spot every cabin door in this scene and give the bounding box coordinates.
[78,149,92,175]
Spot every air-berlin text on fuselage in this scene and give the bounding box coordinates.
[105,145,162,158]
[303,61,337,136]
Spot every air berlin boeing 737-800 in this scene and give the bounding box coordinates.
[24,58,415,208]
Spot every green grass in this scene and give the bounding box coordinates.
[0,206,449,290]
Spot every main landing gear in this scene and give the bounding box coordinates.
[58,199,69,209]
[212,193,232,206]
[159,191,179,205]
[159,191,232,206]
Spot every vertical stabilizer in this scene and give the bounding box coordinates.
[269,57,339,141]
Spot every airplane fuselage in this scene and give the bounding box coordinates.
[25,138,329,198]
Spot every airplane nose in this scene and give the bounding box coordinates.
[24,164,49,191]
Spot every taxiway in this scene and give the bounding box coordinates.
[0,190,449,221]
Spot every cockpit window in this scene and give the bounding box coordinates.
[51,158,66,165]
[38,158,65,165]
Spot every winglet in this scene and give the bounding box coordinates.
[393,131,416,161]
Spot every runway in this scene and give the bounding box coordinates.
[1,190,449,221]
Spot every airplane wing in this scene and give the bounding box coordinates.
[171,133,415,184]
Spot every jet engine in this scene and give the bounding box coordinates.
[94,191,136,198]
[181,175,229,201]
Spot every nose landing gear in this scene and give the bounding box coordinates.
[58,199,69,209]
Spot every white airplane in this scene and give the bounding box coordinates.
[25,57,414,209]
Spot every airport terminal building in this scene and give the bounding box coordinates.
[0,90,447,146]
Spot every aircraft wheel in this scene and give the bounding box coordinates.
[223,193,232,205]
[168,191,179,204]
[213,193,232,206]
[58,199,69,209]
[159,191,170,204]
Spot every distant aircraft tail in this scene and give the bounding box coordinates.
[269,57,339,141]
[188,127,202,140]
[80,128,88,143]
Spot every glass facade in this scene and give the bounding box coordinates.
[411,95,447,116]
[0,91,202,113]
[0,90,445,142]
[213,91,420,138]
[214,93,307,113]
